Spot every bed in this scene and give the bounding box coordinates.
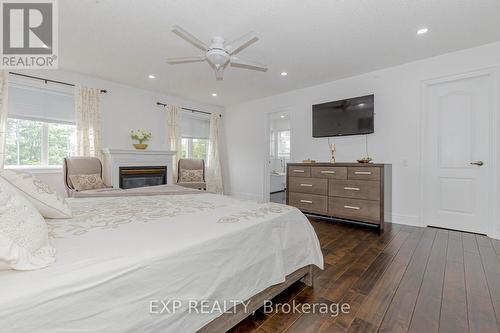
[0,188,323,333]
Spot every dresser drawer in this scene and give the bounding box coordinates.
[288,166,311,177]
[329,198,380,223]
[348,167,381,181]
[289,192,328,215]
[311,166,347,179]
[329,180,380,201]
[289,177,328,195]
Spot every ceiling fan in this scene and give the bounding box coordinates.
[166,25,268,80]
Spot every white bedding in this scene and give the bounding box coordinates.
[0,193,323,333]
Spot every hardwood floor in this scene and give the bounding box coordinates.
[229,219,500,333]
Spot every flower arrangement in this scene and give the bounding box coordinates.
[130,129,152,144]
[130,129,152,149]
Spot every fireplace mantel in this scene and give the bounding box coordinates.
[102,148,176,188]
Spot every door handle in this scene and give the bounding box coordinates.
[470,161,484,166]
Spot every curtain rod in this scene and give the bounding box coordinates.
[156,102,221,117]
[8,72,108,93]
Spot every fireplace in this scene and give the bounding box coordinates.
[119,166,167,189]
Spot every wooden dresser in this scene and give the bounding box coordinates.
[286,163,391,230]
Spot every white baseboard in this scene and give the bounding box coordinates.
[386,213,421,227]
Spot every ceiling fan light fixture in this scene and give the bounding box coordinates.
[167,26,268,81]
[206,49,230,67]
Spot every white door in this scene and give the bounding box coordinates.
[423,72,494,234]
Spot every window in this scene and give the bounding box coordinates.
[180,112,210,162]
[277,130,290,158]
[270,131,276,158]
[269,130,290,159]
[181,138,209,161]
[5,117,76,168]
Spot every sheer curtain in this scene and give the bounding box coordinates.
[0,71,8,170]
[166,105,182,182]
[206,113,223,194]
[75,86,102,159]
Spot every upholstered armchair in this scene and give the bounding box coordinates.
[63,157,114,197]
[176,158,206,190]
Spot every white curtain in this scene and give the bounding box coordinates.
[0,71,8,170]
[206,113,223,194]
[75,86,102,159]
[166,105,182,182]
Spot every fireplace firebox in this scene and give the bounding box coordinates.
[119,166,167,189]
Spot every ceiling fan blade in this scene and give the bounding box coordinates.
[215,68,224,80]
[226,31,258,55]
[172,25,209,51]
[167,56,206,64]
[230,56,268,71]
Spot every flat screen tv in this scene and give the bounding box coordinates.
[312,94,374,137]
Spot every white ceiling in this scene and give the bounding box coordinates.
[60,0,500,106]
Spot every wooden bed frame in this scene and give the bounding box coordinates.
[198,265,314,333]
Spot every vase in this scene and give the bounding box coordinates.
[133,143,148,150]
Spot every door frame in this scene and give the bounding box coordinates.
[263,109,292,202]
[419,68,498,238]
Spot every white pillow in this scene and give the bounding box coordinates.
[0,170,72,219]
[0,177,56,270]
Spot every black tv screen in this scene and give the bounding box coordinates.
[312,94,374,137]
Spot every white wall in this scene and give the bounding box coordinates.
[10,69,224,195]
[224,42,500,232]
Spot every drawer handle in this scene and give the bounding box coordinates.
[300,200,313,204]
[344,187,360,191]
[300,183,313,187]
[354,171,372,175]
[293,169,305,173]
[321,170,335,174]
[344,205,361,210]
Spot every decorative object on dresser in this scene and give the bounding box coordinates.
[130,129,152,150]
[357,157,373,164]
[329,143,336,163]
[286,162,391,230]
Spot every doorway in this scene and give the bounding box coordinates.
[422,70,497,235]
[267,112,291,204]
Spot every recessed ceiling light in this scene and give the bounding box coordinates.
[212,93,217,97]
[417,28,429,35]
[280,115,285,118]
[148,74,156,79]
[280,72,288,76]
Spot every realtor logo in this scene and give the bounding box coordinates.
[1,0,58,68]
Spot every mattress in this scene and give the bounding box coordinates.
[0,193,323,333]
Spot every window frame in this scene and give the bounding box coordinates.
[269,129,290,159]
[5,116,76,170]
[277,130,290,158]
[181,137,209,161]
